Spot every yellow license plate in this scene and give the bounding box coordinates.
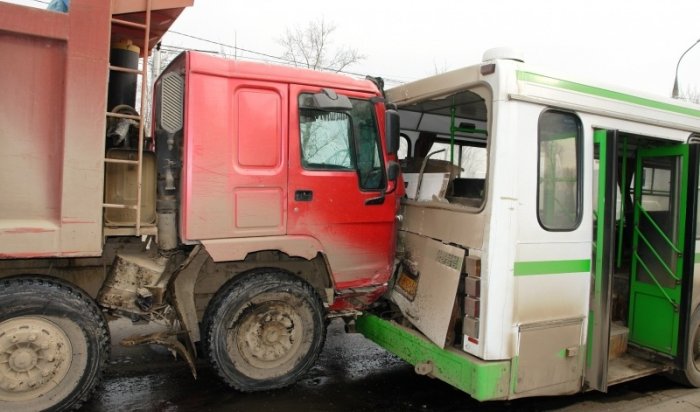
[396,271,418,300]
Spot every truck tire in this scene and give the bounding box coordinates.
[0,277,110,412]
[673,307,700,387]
[202,269,325,392]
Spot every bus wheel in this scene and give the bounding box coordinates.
[670,307,700,387]
[203,270,326,392]
[0,277,110,412]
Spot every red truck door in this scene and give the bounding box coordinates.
[287,85,396,290]
[182,64,289,241]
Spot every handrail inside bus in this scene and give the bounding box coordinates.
[415,149,446,201]
[634,226,680,282]
[448,98,488,166]
[633,250,679,309]
[637,204,682,255]
[617,136,628,269]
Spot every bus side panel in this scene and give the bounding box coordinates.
[399,203,485,249]
[511,101,592,395]
[512,318,584,397]
[512,101,593,315]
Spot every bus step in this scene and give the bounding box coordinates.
[609,322,628,360]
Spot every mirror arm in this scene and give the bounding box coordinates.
[385,180,397,195]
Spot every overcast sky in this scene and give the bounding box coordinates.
[6,0,700,98]
[165,0,700,98]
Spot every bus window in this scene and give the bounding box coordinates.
[537,110,582,231]
[640,166,671,212]
[398,134,411,160]
[428,142,486,179]
[460,146,487,179]
[393,88,490,207]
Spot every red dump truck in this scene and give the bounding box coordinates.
[0,1,401,410]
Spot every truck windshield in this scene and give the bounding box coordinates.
[299,95,385,191]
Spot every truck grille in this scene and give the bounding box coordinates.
[158,72,184,134]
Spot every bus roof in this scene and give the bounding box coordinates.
[387,57,700,134]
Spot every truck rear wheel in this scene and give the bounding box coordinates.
[0,277,110,412]
[203,270,325,392]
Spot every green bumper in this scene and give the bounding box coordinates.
[355,314,510,401]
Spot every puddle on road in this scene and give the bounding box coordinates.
[83,319,472,412]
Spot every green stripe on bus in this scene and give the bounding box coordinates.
[514,259,591,276]
[695,253,700,263]
[517,71,700,118]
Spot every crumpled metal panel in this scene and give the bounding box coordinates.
[390,231,465,348]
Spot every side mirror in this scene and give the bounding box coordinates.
[385,161,400,195]
[387,161,400,181]
[364,161,401,205]
[385,109,400,155]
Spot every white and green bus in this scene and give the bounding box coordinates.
[357,48,700,400]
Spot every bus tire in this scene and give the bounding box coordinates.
[0,276,110,411]
[202,269,325,392]
[672,307,700,387]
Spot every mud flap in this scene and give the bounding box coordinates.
[390,232,465,348]
[171,245,209,350]
[121,331,198,378]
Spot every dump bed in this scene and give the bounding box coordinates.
[0,0,191,258]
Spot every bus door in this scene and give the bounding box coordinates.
[629,144,693,357]
[587,130,618,391]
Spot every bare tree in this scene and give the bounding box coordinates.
[680,86,700,104]
[279,18,364,72]
[433,60,449,75]
[460,146,487,178]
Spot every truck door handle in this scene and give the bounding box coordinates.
[364,189,386,205]
[364,195,385,205]
[295,190,313,201]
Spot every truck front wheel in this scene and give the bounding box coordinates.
[203,269,325,392]
[0,277,110,412]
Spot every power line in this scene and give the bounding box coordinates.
[168,30,291,65]
[160,43,290,66]
[159,44,297,67]
[165,30,407,85]
[17,1,407,85]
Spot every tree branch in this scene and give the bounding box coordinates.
[277,18,364,72]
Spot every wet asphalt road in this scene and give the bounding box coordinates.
[81,319,699,412]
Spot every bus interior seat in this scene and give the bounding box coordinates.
[451,178,485,198]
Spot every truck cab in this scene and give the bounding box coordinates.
[0,1,400,409]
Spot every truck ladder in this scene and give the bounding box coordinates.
[104,0,157,237]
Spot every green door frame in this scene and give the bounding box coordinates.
[676,143,700,369]
[586,130,618,391]
[629,144,689,356]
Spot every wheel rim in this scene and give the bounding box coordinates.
[229,300,308,378]
[0,317,73,402]
[693,322,700,371]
